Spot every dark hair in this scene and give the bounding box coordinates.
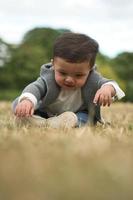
[53,32,99,68]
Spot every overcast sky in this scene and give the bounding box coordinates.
[0,0,133,57]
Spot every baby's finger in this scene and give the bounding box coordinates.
[108,96,112,106]
[93,90,100,104]
[19,108,27,117]
[25,107,31,117]
[98,94,104,106]
[26,104,34,116]
[30,107,34,116]
[15,106,22,117]
[103,96,109,106]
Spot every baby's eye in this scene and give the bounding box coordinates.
[75,74,84,78]
[60,72,67,76]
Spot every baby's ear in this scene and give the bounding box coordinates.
[51,59,54,65]
[51,59,55,69]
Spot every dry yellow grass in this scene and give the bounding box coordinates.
[0,101,133,200]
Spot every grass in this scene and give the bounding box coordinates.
[0,101,133,200]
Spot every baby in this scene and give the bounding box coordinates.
[12,32,125,128]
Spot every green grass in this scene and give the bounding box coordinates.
[0,102,133,200]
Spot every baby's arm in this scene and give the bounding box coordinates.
[22,77,47,101]
[14,77,47,117]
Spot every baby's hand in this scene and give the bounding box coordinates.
[15,99,34,117]
[93,85,116,106]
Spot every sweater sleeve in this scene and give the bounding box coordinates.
[22,77,47,101]
[91,70,125,99]
[89,70,112,89]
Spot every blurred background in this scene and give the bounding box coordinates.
[0,0,133,101]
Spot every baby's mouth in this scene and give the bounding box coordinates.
[64,84,75,88]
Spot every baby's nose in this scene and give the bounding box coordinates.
[65,76,75,83]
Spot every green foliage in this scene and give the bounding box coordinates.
[1,27,70,92]
[111,52,133,101]
[0,67,14,89]
[7,44,46,89]
[125,81,133,101]
[96,53,111,66]
[111,52,133,80]
[22,27,70,60]
[96,53,126,92]
[0,89,20,100]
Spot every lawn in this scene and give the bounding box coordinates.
[0,102,133,200]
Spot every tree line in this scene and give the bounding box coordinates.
[0,27,132,101]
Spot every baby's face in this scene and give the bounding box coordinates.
[52,57,90,90]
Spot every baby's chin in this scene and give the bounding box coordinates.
[57,82,82,90]
[62,85,79,90]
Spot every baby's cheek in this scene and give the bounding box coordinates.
[77,79,85,87]
[55,74,62,83]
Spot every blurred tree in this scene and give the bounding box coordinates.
[0,39,15,89]
[96,52,111,66]
[111,52,133,101]
[4,27,71,90]
[111,52,133,80]
[22,27,70,60]
[0,38,11,67]
[96,53,126,92]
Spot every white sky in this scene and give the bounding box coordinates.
[0,0,133,57]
